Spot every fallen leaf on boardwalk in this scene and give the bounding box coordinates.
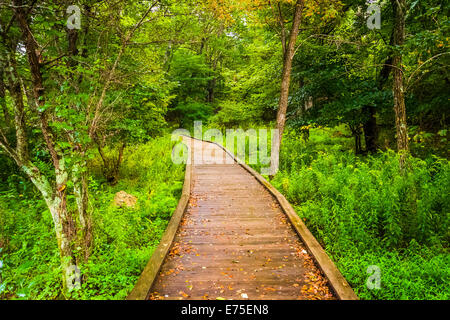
[264,287,276,292]
[165,269,175,276]
[216,297,225,300]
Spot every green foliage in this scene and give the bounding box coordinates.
[270,128,450,299]
[111,82,174,143]
[170,102,215,128]
[287,0,449,154]
[0,135,184,299]
[209,100,264,129]
[169,48,213,103]
[1,0,448,302]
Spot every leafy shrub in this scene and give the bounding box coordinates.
[209,100,264,129]
[170,102,214,128]
[169,48,212,103]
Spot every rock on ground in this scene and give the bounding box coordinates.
[114,191,137,208]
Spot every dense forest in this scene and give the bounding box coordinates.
[0,0,448,300]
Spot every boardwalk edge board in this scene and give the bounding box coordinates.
[195,137,358,301]
[127,138,193,300]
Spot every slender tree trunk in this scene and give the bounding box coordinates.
[0,69,12,128]
[355,130,362,155]
[14,2,81,292]
[270,0,304,175]
[72,161,92,262]
[207,26,223,104]
[96,139,126,185]
[363,105,378,152]
[67,29,79,68]
[207,55,218,104]
[66,24,93,262]
[4,50,28,162]
[276,0,304,141]
[301,95,312,142]
[365,53,394,153]
[362,33,395,154]
[113,142,126,184]
[391,0,409,167]
[349,124,363,155]
[208,76,217,103]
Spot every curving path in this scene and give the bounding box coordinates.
[148,138,335,300]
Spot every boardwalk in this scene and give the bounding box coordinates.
[148,138,335,300]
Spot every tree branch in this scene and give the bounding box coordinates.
[89,0,159,138]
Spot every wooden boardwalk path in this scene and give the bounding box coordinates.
[147,138,336,300]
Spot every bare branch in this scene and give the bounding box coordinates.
[406,52,450,90]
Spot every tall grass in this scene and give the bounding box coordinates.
[271,128,449,299]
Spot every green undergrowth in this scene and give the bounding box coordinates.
[269,128,449,300]
[0,135,184,300]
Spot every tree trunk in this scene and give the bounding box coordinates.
[362,29,395,154]
[355,131,362,155]
[66,19,93,261]
[72,161,92,262]
[0,69,12,128]
[4,50,28,162]
[96,140,126,185]
[391,0,409,167]
[363,105,378,153]
[21,161,81,292]
[207,76,217,103]
[270,0,304,175]
[349,124,363,155]
[14,2,81,293]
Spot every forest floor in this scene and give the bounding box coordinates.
[149,139,335,300]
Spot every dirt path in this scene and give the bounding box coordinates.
[149,138,335,300]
